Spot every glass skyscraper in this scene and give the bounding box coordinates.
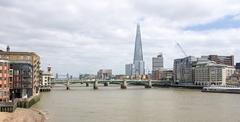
[133,24,145,76]
[125,24,145,76]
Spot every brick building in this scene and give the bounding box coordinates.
[0,60,10,102]
[202,55,234,66]
[0,50,40,97]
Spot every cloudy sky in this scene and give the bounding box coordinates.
[1,0,240,75]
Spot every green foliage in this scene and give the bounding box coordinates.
[17,95,40,108]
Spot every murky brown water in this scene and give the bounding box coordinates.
[33,85,240,122]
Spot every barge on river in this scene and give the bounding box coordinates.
[202,86,240,94]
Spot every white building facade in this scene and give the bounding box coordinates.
[194,61,235,86]
[41,66,53,87]
[152,53,164,71]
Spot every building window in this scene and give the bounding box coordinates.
[14,70,19,75]
[27,56,31,60]
[9,69,13,75]
[9,77,12,82]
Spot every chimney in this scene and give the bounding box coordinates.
[6,45,10,52]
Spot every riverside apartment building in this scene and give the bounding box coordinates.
[0,47,40,99]
[0,60,10,102]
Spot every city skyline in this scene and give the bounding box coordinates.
[1,0,240,75]
[1,1,240,122]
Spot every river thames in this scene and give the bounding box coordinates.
[33,85,240,122]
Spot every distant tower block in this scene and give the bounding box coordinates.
[56,73,59,79]
[6,45,10,52]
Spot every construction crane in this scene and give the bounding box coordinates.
[175,41,188,57]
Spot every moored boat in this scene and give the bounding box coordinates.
[202,85,240,94]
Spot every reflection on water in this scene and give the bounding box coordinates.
[33,86,240,122]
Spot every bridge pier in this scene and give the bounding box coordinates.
[104,82,109,86]
[66,80,70,90]
[93,81,98,90]
[86,83,89,87]
[145,80,152,88]
[121,80,127,89]
[66,85,70,90]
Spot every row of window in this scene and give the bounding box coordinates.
[0,78,7,80]
[0,69,13,75]
[195,82,222,86]
[196,79,223,82]
[0,84,8,88]
[195,74,222,77]
[0,70,8,73]
[0,70,32,75]
[0,62,8,67]
[0,91,8,96]
[0,55,31,60]
[19,56,31,60]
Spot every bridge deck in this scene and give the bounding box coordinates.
[52,80,171,84]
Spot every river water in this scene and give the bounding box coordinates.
[33,85,240,122]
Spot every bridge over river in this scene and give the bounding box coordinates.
[51,79,171,90]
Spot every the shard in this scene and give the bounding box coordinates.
[133,24,145,75]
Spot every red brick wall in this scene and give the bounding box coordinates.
[0,61,10,101]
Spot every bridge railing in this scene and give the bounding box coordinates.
[52,79,171,84]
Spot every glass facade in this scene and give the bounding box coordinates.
[133,24,145,76]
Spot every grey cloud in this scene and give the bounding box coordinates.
[0,0,240,75]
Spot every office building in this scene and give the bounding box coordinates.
[79,74,96,80]
[133,24,145,76]
[125,64,133,76]
[152,68,173,81]
[152,53,164,80]
[97,69,112,80]
[152,70,161,80]
[194,61,235,86]
[125,24,145,77]
[235,63,240,73]
[161,69,173,81]
[152,53,164,71]
[202,55,234,66]
[114,75,129,80]
[173,56,197,83]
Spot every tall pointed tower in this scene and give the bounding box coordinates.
[133,24,145,75]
